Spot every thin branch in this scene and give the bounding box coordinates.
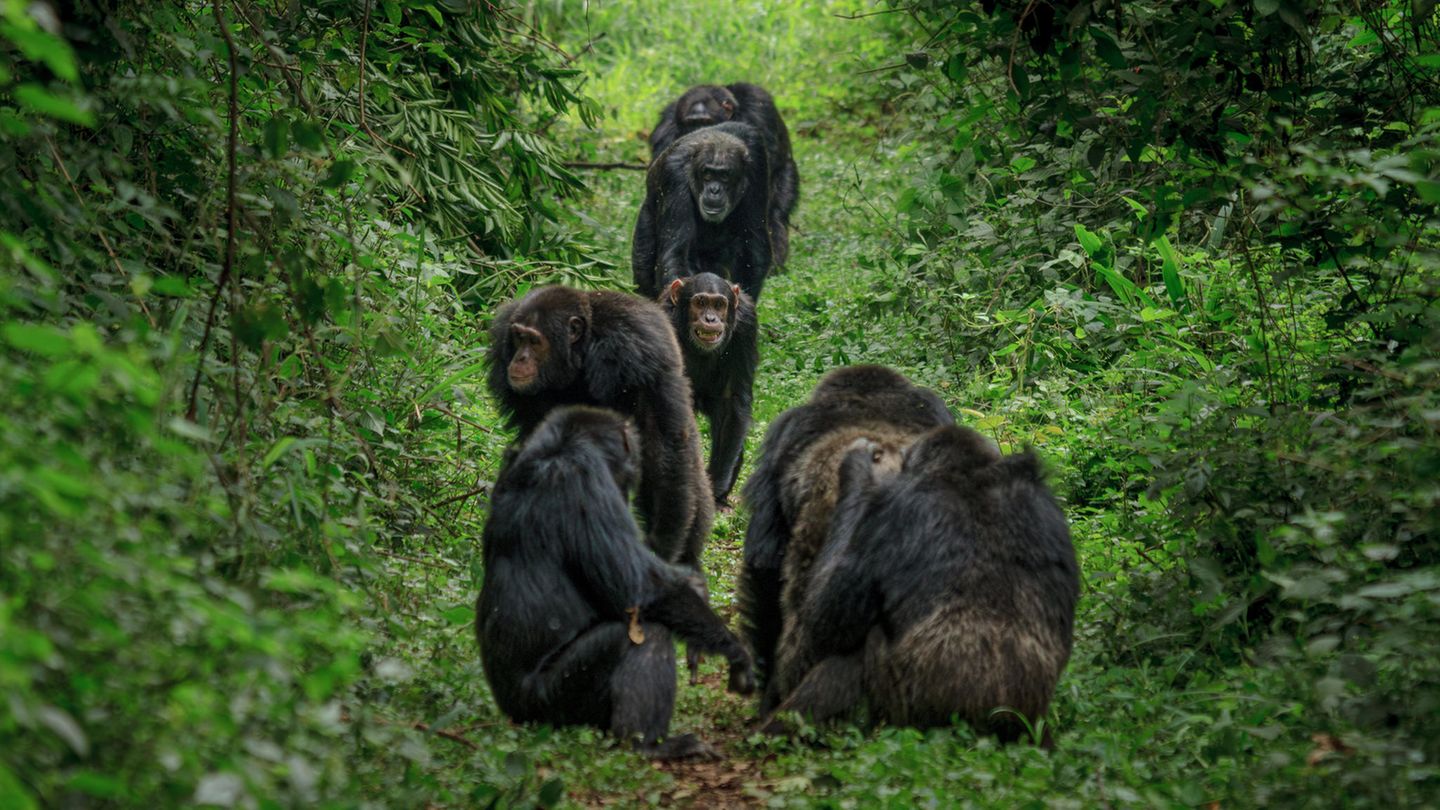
[408,721,478,750]
[357,0,414,156]
[374,548,459,571]
[833,7,910,19]
[562,32,605,66]
[44,136,155,328]
[188,0,242,422]
[431,483,492,509]
[563,160,648,171]
[429,402,495,435]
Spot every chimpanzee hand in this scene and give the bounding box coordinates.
[727,653,756,695]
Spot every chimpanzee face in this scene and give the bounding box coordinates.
[690,146,749,224]
[677,85,737,128]
[505,309,584,393]
[668,277,739,353]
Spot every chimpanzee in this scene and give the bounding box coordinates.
[477,406,755,759]
[766,425,1079,745]
[648,83,800,266]
[486,285,711,571]
[632,122,772,301]
[737,365,955,713]
[658,273,758,507]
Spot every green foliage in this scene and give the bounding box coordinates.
[877,0,1440,803]
[4,0,1440,805]
[0,0,590,804]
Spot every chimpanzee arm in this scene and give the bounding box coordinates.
[739,410,799,687]
[632,198,660,298]
[563,473,652,619]
[733,131,772,300]
[708,298,758,505]
[706,385,751,505]
[645,565,755,694]
[649,101,679,155]
[654,183,698,291]
[799,445,885,655]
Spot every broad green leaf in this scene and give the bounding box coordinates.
[439,604,473,625]
[262,437,298,468]
[1074,224,1103,256]
[3,322,71,355]
[1156,235,1188,308]
[13,83,94,125]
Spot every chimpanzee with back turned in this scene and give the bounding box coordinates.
[477,406,754,760]
[659,273,758,507]
[486,285,711,572]
[737,365,955,713]
[649,83,799,266]
[766,425,1079,746]
[632,122,772,301]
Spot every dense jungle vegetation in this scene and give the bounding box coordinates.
[2,0,1438,806]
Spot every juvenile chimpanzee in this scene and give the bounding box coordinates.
[737,365,954,713]
[659,273,758,507]
[632,122,772,301]
[649,83,800,266]
[477,406,755,759]
[767,425,1079,746]
[486,285,711,571]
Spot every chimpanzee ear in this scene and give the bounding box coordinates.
[619,423,632,457]
[731,284,742,300]
[668,279,685,306]
[567,315,585,344]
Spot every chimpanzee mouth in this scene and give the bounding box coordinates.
[693,327,724,347]
[700,203,727,221]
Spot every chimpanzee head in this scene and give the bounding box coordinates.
[902,425,1002,477]
[684,130,750,224]
[515,405,640,494]
[499,286,590,394]
[665,273,740,354]
[675,84,738,129]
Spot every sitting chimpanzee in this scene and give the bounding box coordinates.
[766,425,1080,746]
[632,121,772,301]
[487,285,710,572]
[737,365,955,713]
[658,273,758,507]
[649,83,799,266]
[477,406,755,759]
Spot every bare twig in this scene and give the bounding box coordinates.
[188,0,242,422]
[563,160,648,171]
[431,483,492,509]
[374,548,459,571]
[43,136,155,328]
[1006,0,1041,97]
[357,713,480,750]
[410,722,478,750]
[562,32,605,66]
[429,402,496,435]
[357,0,414,157]
[833,7,909,19]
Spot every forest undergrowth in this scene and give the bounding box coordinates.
[3,1,1437,808]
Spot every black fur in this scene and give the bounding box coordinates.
[649,83,799,266]
[476,406,754,759]
[632,122,772,301]
[773,425,1080,745]
[737,365,954,711]
[486,285,711,570]
[659,273,759,506]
